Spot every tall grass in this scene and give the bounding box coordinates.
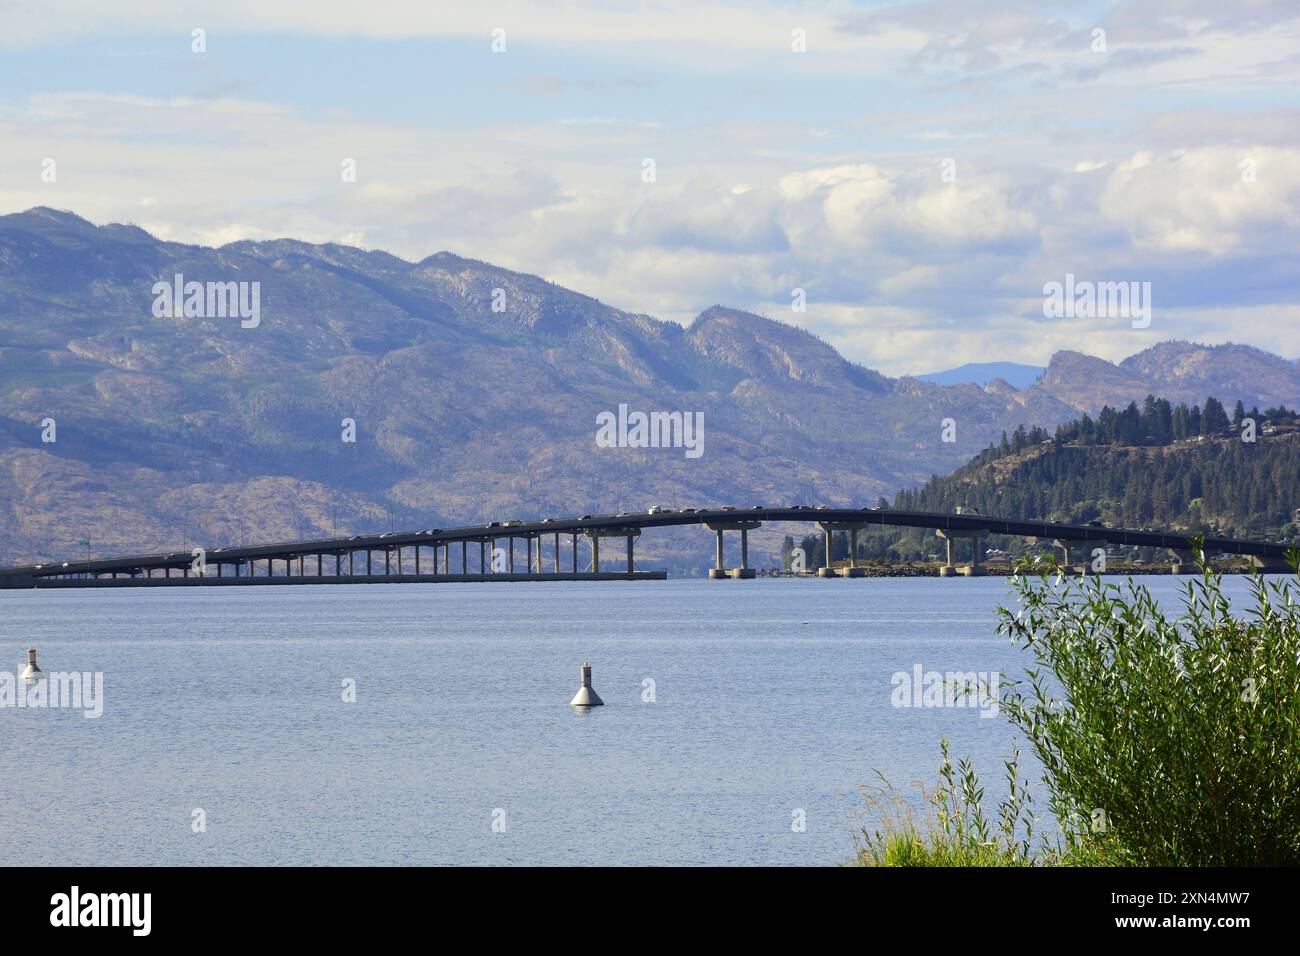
[854,739,1040,866]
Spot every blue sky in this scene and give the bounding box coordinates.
[2,0,1298,374]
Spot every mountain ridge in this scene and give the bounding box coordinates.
[2,206,1297,568]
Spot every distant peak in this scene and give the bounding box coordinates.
[25,206,92,224]
[689,305,809,334]
[418,251,476,267]
[5,206,95,228]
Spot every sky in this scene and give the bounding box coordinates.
[1,0,1298,376]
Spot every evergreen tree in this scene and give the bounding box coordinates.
[1202,397,1230,433]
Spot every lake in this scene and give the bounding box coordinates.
[0,574,1276,866]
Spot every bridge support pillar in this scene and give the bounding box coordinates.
[841,527,866,577]
[728,527,756,579]
[939,537,955,577]
[937,527,987,577]
[710,529,726,579]
[817,521,867,577]
[627,535,634,575]
[584,527,640,576]
[554,533,560,573]
[819,524,835,577]
[704,521,760,578]
[1051,538,1075,569]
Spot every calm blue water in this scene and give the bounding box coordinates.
[0,575,1278,866]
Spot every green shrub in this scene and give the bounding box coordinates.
[858,544,1300,866]
[997,544,1300,866]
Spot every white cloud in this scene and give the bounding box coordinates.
[1099,147,1300,255]
[2,0,1299,378]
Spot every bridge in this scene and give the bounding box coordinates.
[0,506,1292,588]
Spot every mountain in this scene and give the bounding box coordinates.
[1,207,1296,569]
[1030,342,1300,413]
[915,362,1045,389]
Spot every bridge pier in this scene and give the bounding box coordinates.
[583,527,641,577]
[936,528,986,576]
[817,521,867,577]
[844,527,864,577]
[705,521,760,578]
[1051,538,1080,571]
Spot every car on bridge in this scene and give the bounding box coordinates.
[647,505,668,514]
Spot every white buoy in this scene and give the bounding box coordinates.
[20,647,43,683]
[570,661,604,707]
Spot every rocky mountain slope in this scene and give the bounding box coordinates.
[1,207,1295,569]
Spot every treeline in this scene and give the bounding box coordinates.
[965,396,1296,471]
[786,396,1300,565]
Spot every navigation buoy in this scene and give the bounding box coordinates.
[569,662,604,707]
[20,647,43,682]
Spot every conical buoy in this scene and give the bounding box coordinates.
[20,647,43,683]
[570,662,604,707]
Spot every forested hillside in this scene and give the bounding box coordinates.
[789,397,1300,565]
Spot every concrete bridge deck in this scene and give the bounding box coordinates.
[0,506,1291,588]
